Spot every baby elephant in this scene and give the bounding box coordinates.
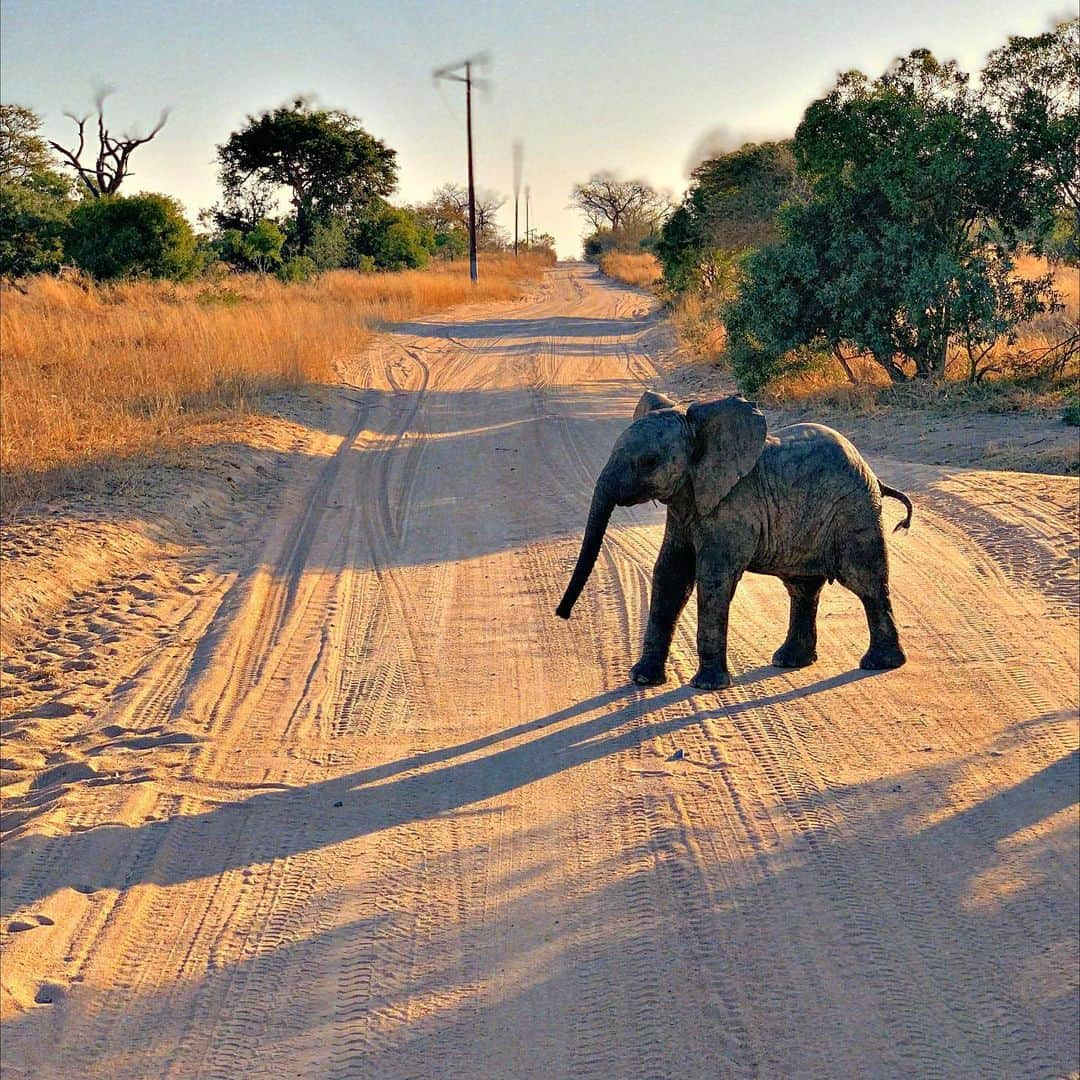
[556,391,912,690]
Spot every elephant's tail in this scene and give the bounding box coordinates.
[880,483,913,532]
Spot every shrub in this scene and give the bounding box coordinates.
[65,193,200,280]
[0,182,69,277]
[277,255,316,282]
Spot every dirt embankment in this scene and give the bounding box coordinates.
[1,264,1077,1079]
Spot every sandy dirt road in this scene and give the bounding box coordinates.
[2,263,1078,1078]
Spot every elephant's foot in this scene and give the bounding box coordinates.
[689,665,732,691]
[860,643,906,670]
[771,640,817,669]
[630,655,668,686]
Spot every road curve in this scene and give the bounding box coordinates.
[2,263,1077,1079]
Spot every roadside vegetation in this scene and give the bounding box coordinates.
[0,92,557,511]
[597,251,661,289]
[573,20,1079,432]
[0,253,552,510]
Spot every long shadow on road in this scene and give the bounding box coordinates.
[3,668,884,909]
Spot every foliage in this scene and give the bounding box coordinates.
[982,17,1079,242]
[307,218,350,271]
[725,49,1061,389]
[413,183,505,255]
[277,256,316,282]
[65,193,200,280]
[214,218,286,273]
[0,105,73,277]
[217,100,397,255]
[582,218,659,261]
[656,141,803,295]
[0,182,69,277]
[349,199,435,270]
[1,104,70,192]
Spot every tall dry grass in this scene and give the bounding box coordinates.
[598,252,662,289]
[1,253,552,508]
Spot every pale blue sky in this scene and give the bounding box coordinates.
[1,0,1068,255]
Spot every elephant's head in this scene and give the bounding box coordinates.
[555,390,766,619]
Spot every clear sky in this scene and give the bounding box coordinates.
[1,0,1068,256]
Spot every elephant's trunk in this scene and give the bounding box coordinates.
[556,484,616,619]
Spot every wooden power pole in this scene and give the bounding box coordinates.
[434,55,488,284]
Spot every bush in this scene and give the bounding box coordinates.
[277,255,316,282]
[0,182,69,277]
[214,218,286,273]
[65,193,200,280]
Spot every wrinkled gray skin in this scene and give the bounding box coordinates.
[556,391,912,690]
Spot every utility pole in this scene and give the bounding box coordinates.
[434,54,488,284]
[512,141,523,257]
[524,185,530,249]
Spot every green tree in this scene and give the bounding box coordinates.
[214,218,286,273]
[65,193,199,280]
[216,100,397,255]
[350,200,434,270]
[0,104,73,277]
[983,17,1080,260]
[0,183,69,277]
[656,141,802,294]
[726,49,1059,387]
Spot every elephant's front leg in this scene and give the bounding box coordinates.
[631,524,695,686]
[691,555,741,690]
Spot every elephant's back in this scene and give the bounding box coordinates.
[769,422,877,486]
[748,423,884,580]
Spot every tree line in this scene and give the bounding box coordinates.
[573,20,1078,388]
[0,95,554,283]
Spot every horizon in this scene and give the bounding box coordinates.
[1,0,1068,257]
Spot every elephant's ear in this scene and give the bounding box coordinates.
[687,396,767,517]
[633,390,677,419]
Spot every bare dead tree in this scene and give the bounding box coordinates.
[48,91,169,198]
[570,172,668,232]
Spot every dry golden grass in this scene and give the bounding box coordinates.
[598,252,662,289]
[1,253,553,510]
[670,292,728,365]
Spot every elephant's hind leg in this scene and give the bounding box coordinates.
[773,576,825,668]
[631,524,695,686]
[838,531,906,670]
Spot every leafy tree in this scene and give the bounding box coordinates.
[416,183,505,253]
[0,182,69,277]
[525,231,557,257]
[983,17,1080,260]
[47,90,168,198]
[656,141,803,294]
[350,199,434,270]
[571,172,668,235]
[217,100,397,255]
[65,193,199,280]
[1,104,69,191]
[0,105,73,277]
[214,218,286,273]
[726,49,1059,387]
[582,216,661,261]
